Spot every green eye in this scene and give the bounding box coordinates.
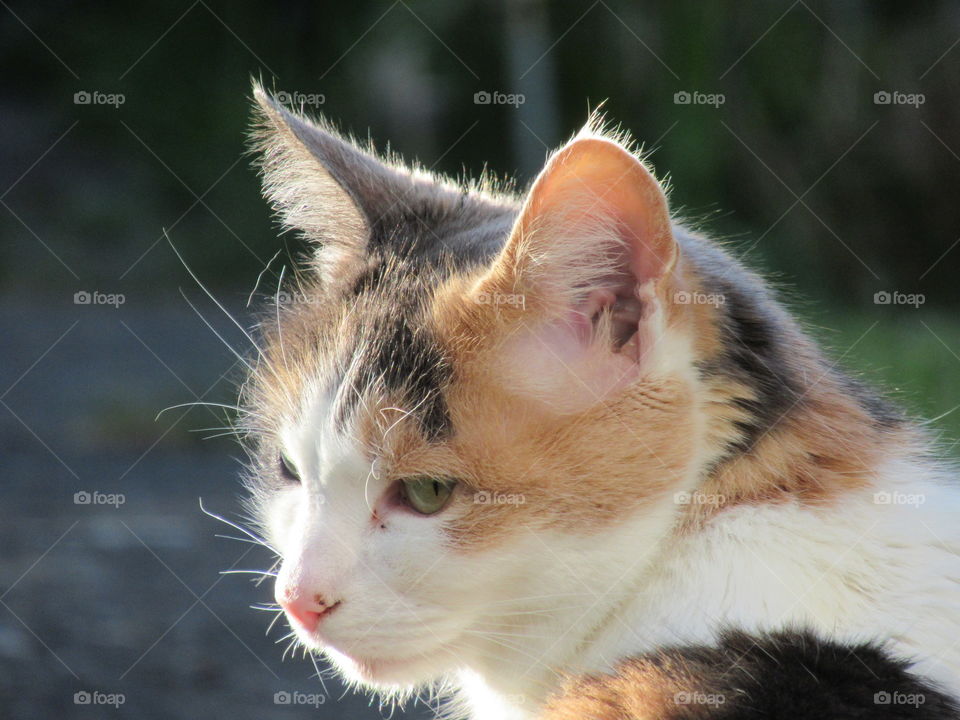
[400,477,456,515]
[279,452,300,483]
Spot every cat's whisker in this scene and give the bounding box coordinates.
[266,607,287,637]
[249,603,282,612]
[168,233,270,364]
[281,635,302,662]
[275,630,296,645]
[379,392,433,441]
[273,264,290,372]
[201,430,249,441]
[199,498,281,555]
[180,288,258,375]
[245,247,284,308]
[307,650,331,697]
[219,569,278,577]
[254,558,282,587]
[155,401,260,422]
[214,533,269,547]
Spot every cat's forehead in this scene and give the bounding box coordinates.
[253,194,520,439]
[253,258,465,449]
[330,276,453,441]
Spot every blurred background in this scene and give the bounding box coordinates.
[2,1,959,718]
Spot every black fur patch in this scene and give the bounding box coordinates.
[682,233,803,456]
[707,274,801,455]
[683,232,903,461]
[333,268,453,441]
[651,629,960,719]
[333,208,513,442]
[361,308,452,440]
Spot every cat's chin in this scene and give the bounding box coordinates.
[325,646,443,688]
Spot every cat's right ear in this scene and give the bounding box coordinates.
[252,84,405,288]
[469,130,680,411]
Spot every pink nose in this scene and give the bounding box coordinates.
[277,590,339,633]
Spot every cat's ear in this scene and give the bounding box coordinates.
[478,131,679,409]
[251,84,410,287]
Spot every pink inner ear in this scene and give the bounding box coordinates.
[487,136,676,409]
[524,137,675,290]
[603,178,675,287]
[503,307,644,414]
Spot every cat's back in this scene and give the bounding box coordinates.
[542,630,960,719]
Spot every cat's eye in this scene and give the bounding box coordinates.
[279,453,301,483]
[400,477,456,515]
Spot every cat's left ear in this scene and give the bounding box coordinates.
[251,84,419,290]
[478,132,679,408]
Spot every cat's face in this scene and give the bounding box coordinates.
[243,87,712,691]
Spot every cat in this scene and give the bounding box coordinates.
[237,82,960,719]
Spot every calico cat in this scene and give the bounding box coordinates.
[238,83,960,719]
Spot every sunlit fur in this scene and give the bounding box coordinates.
[237,83,960,719]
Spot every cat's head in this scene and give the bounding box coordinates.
[242,86,715,694]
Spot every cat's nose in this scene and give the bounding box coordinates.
[277,588,340,633]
